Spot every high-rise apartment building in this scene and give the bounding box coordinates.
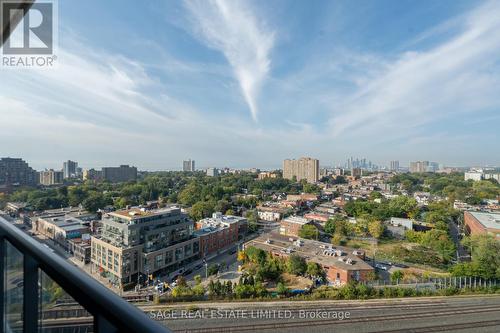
[409,161,438,173]
[206,167,219,177]
[39,169,64,185]
[351,167,362,178]
[0,157,38,187]
[390,160,400,171]
[83,168,103,181]
[91,207,199,286]
[283,157,319,183]
[63,160,78,179]
[182,159,195,172]
[102,165,137,183]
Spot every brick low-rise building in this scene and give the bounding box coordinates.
[279,216,312,237]
[464,211,500,240]
[245,232,374,285]
[194,212,247,257]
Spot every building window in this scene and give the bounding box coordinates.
[155,254,163,269]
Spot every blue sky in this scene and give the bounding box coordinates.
[1,0,499,170]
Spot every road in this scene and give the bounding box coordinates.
[147,295,500,333]
[449,220,469,261]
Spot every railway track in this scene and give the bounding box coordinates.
[366,319,500,333]
[172,305,500,333]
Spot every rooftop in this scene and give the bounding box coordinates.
[468,211,500,230]
[246,232,373,271]
[109,206,181,220]
[40,216,87,228]
[282,216,310,225]
[198,212,246,227]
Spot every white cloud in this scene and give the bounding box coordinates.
[183,0,274,121]
[327,1,500,139]
[0,39,316,170]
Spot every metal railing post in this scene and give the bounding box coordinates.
[0,235,5,332]
[24,254,39,333]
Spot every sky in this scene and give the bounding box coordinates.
[1,0,499,171]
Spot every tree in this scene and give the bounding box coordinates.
[244,209,259,232]
[324,219,336,235]
[190,201,215,221]
[391,270,404,283]
[369,191,383,200]
[388,196,418,218]
[299,224,319,240]
[306,262,325,279]
[207,264,219,276]
[237,250,247,262]
[331,234,346,246]
[215,199,230,214]
[286,254,307,275]
[245,246,267,265]
[368,220,384,239]
[192,284,205,296]
[276,282,288,296]
[82,192,111,212]
[463,235,500,279]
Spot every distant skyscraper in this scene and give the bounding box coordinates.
[206,167,219,177]
[39,169,63,185]
[409,161,438,173]
[183,159,195,172]
[83,168,102,181]
[102,165,137,183]
[0,157,38,187]
[390,160,400,171]
[351,167,362,178]
[63,160,78,178]
[283,157,319,183]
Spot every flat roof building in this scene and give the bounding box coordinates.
[183,159,195,172]
[245,232,374,285]
[32,214,91,249]
[464,211,500,240]
[283,157,319,184]
[91,207,199,288]
[279,216,311,237]
[39,169,63,185]
[194,212,246,257]
[0,157,38,187]
[102,165,137,183]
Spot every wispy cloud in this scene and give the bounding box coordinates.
[183,0,274,121]
[327,1,500,139]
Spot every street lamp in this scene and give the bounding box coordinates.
[203,258,208,279]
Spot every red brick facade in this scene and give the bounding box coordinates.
[464,211,500,239]
[197,223,238,258]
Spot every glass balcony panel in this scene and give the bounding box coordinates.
[4,240,23,333]
[38,270,94,333]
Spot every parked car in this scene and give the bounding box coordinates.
[375,263,389,271]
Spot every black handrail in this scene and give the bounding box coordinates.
[0,216,171,333]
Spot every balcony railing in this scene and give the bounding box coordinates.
[0,216,172,333]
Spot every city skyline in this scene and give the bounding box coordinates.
[1,0,500,169]
[2,155,499,173]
